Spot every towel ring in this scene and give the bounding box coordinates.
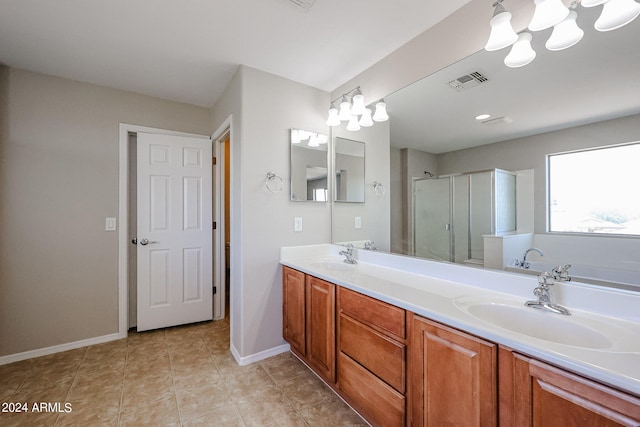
[266,172,284,193]
[373,181,385,198]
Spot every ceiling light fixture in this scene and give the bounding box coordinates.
[485,1,519,51]
[475,114,491,120]
[326,87,389,132]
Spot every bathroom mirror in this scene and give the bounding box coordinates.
[334,137,365,203]
[331,6,640,289]
[290,129,329,202]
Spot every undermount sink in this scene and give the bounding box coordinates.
[454,296,614,349]
[311,259,356,272]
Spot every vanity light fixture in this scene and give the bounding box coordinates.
[594,0,640,31]
[359,108,374,127]
[546,10,584,50]
[529,0,570,31]
[485,0,637,68]
[505,32,537,68]
[291,129,327,147]
[326,87,389,131]
[326,102,340,126]
[485,0,519,51]
[372,99,389,122]
[338,95,352,121]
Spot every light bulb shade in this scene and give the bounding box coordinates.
[581,0,608,7]
[595,0,640,31]
[546,11,584,50]
[504,32,537,67]
[351,91,366,116]
[528,0,570,31]
[372,100,389,122]
[338,96,352,121]
[291,129,301,144]
[485,4,518,51]
[326,106,340,126]
[308,134,319,147]
[346,115,361,131]
[359,108,373,127]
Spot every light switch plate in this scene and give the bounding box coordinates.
[105,217,117,231]
[355,216,362,229]
[294,217,303,232]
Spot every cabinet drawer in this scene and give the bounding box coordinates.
[338,352,405,427]
[339,287,405,340]
[339,313,405,393]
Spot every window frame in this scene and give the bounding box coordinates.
[546,141,640,238]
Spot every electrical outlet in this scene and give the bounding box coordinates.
[294,217,303,232]
[355,216,362,229]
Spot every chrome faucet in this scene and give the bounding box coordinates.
[514,247,544,269]
[363,240,376,251]
[339,244,357,264]
[525,271,571,315]
[551,264,572,282]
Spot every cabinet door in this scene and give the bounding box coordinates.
[409,314,497,427]
[282,266,306,356]
[306,276,336,383]
[500,349,640,427]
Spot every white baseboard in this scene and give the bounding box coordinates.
[230,342,290,366]
[0,332,124,366]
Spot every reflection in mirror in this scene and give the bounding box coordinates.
[332,6,640,290]
[290,129,328,202]
[334,137,365,203]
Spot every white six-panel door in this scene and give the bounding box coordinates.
[136,132,212,331]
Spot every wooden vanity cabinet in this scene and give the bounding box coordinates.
[305,275,336,383]
[499,347,640,427]
[408,313,498,427]
[337,287,407,426]
[282,266,306,357]
[282,267,336,383]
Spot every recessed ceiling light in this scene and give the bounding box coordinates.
[475,114,491,120]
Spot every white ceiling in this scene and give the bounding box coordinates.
[385,6,640,154]
[0,0,472,108]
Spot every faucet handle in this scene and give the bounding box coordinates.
[538,271,554,286]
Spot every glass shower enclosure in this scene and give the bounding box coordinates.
[413,169,516,264]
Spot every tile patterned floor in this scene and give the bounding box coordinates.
[0,318,368,426]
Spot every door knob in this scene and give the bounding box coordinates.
[139,238,158,246]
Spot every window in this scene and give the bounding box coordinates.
[548,142,640,236]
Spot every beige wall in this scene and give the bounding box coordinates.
[211,66,331,360]
[0,67,210,357]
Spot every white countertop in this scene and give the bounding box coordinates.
[280,244,640,396]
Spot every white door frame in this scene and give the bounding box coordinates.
[211,116,233,322]
[117,123,213,338]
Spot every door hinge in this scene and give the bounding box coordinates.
[212,156,217,165]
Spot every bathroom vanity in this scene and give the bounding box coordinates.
[281,244,640,426]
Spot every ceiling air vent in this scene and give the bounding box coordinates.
[448,71,489,92]
[285,0,316,11]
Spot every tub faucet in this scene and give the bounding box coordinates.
[339,244,357,264]
[514,247,544,269]
[525,271,571,315]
